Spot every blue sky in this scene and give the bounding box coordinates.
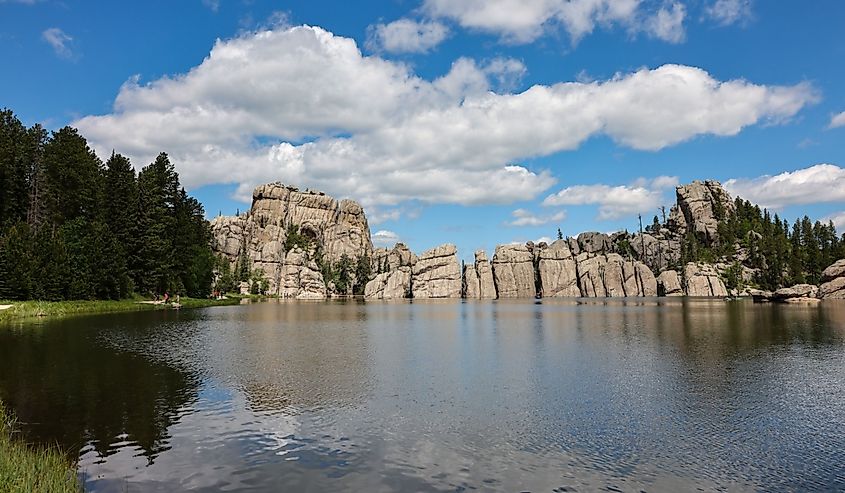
[2,0,844,260]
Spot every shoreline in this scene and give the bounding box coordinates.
[0,296,245,323]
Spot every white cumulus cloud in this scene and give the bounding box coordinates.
[829,111,845,129]
[823,211,845,230]
[506,208,566,227]
[367,18,449,53]
[706,0,753,26]
[543,176,677,220]
[422,0,685,45]
[372,230,401,247]
[724,164,845,208]
[73,25,817,210]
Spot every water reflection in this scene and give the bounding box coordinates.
[0,299,843,492]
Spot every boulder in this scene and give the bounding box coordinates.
[683,262,728,297]
[577,232,612,254]
[538,240,580,297]
[656,270,684,296]
[364,267,412,300]
[491,243,536,298]
[820,259,845,299]
[771,284,819,303]
[411,244,462,299]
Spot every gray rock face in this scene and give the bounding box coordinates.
[577,232,612,254]
[820,259,845,299]
[669,180,734,245]
[279,246,327,300]
[464,250,496,299]
[683,263,728,297]
[492,244,536,298]
[771,284,819,302]
[373,243,417,273]
[575,253,657,297]
[657,270,684,296]
[538,240,580,297]
[629,232,681,273]
[211,183,372,295]
[364,267,412,300]
[411,244,462,299]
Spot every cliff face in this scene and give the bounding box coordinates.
[211,183,372,295]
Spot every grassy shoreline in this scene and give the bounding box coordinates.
[0,403,81,493]
[0,295,244,323]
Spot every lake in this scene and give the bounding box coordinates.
[1,299,844,492]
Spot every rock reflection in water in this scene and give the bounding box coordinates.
[0,299,843,492]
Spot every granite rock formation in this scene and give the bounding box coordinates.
[668,180,735,245]
[820,259,845,299]
[656,270,684,296]
[537,240,580,297]
[683,262,728,297]
[411,244,462,299]
[364,267,412,300]
[491,244,537,298]
[464,250,496,299]
[278,246,327,300]
[211,183,372,295]
[575,253,656,297]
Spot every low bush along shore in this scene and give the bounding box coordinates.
[0,403,81,493]
[0,296,243,322]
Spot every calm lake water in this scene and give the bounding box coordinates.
[1,299,845,492]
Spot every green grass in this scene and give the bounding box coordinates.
[0,403,81,493]
[0,295,243,322]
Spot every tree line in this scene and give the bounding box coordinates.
[681,197,845,290]
[0,109,214,301]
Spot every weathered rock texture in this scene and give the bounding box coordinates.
[364,267,412,300]
[464,250,496,299]
[771,284,819,302]
[411,244,462,299]
[820,259,845,299]
[669,180,735,245]
[683,263,728,297]
[575,253,656,297]
[537,240,580,297]
[656,270,684,296]
[491,244,537,298]
[211,183,372,295]
[278,247,327,300]
[372,243,417,273]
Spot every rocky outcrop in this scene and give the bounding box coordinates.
[820,259,845,299]
[683,263,728,297]
[491,244,536,298]
[278,246,327,300]
[373,243,417,273]
[669,180,734,245]
[657,270,684,296]
[364,267,412,300]
[771,284,820,303]
[211,183,372,295]
[537,240,580,297]
[575,253,656,297]
[411,244,462,299]
[464,250,496,299]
